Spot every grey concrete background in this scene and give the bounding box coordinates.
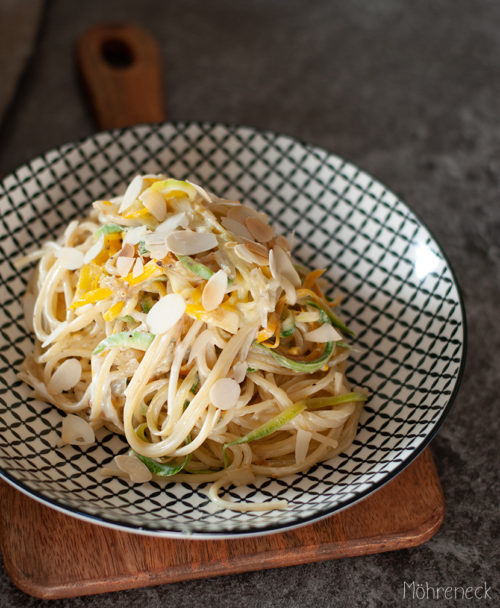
[0,0,499,606]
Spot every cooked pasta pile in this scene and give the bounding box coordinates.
[19,175,367,511]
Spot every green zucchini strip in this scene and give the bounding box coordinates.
[222,401,305,467]
[304,298,354,336]
[134,451,191,476]
[92,331,155,355]
[254,341,334,373]
[178,255,214,280]
[304,392,367,410]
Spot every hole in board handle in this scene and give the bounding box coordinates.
[100,38,134,69]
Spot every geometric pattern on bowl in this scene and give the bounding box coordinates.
[0,122,466,537]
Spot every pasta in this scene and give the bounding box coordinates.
[19,175,367,511]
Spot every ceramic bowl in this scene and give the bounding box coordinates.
[0,122,466,537]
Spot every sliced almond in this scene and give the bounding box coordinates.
[209,377,241,410]
[132,257,144,278]
[166,230,218,255]
[57,247,84,270]
[186,180,213,203]
[227,204,260,223]
[245,240,269,258]
[146,293,186,334]
[148,243,169,260]
[202,270,228,311]
[231,361,248,383]
[114,454,152,483]
[245,216,275,243]
[48,358,82,393]
[60,414,95,446]
[269,246,301,287]
[116,256,134,277]
[139,189,167,221]
[269,234,291,251]
[304,324,343,343]
[280,275,297,305]
[155,212,189,236]
[221,217,253,240]
[234,243,269,266]
[83,237,105,264]
[118,175,144,214]
[119,243,135,258]
[123,225,148,245]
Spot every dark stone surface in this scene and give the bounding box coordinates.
[0,1,498,606]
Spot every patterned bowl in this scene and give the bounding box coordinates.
[0,122,466,538]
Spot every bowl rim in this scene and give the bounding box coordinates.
[0,120,468,538]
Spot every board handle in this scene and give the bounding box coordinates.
[76,23,166,130]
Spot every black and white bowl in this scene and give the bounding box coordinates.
[0,122,466,538]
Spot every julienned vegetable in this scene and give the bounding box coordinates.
[92,331,155,355]
[223,401,306,467]
[255,340,335,373]
[178,255,214,279]
[301,392,367,410]
[222,392,367,467]
[135,451,191,476]
[304,298,354,336]
[280,310,296,337]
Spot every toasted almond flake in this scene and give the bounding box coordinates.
[231,361,248,383]
[227,204,260,223]
[60,414,95,446]
[245,240,269,258]
[116,256,134,276]
[148,243,169,259]
[119,175,144,214]
[186,180,213,203]
[281,275,297,305]
[83,237,104,264]
[305,324,343,342]
[132,257,144,278]
[166,230,218,255]
[114,454,152,483]
[123,225,148,245]
[209,377,241,410]
[269,246,301,287]
[202,270,228,311]
[245,216,275,243]
[221,217,253,240]
[143,232,169,259]
[57,247,84,270]
[234,243,269,266]
[119,243,135,258]
[146,293,186,334]
[139,189,167,221]
[48,358,82,393]
[155,212,189,236]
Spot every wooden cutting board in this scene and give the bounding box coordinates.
[0,448,444,599]
[0,24,445,600]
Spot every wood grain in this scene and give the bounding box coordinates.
[76,23,166,130]
[0,448,444,599]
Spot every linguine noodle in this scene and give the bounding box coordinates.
[19,175,367,512]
